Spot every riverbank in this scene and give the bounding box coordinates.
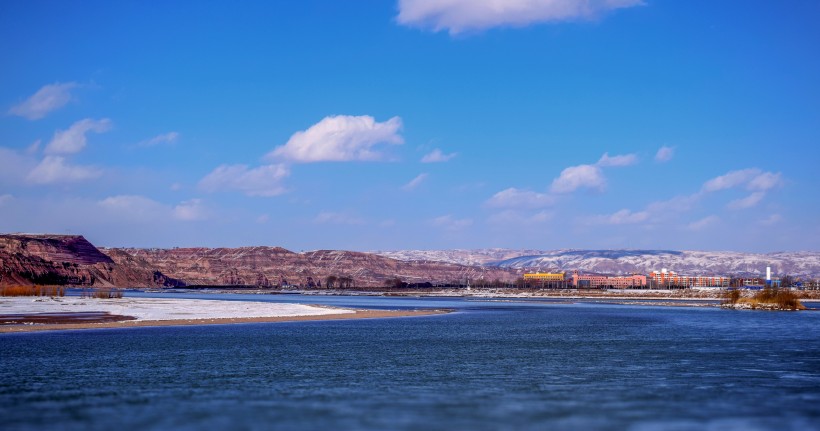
[0,296,447,333]
[185,287,820,301]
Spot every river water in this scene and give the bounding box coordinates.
[2,294,819,430]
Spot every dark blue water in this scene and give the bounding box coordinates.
[2,296,819,430]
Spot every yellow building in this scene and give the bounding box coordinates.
[523,272,566,282]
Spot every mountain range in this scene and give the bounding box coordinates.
[375,249,820,278]
[1,234,818,288]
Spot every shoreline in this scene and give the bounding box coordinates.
[0,308,448,333]
[185,287,820,302]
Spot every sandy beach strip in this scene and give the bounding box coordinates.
[0,296,447,333]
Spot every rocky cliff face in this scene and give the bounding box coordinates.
[1,234,116,286]
[114,247,519,287]
[0,234,179,287]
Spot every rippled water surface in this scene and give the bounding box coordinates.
[2,295,819,430]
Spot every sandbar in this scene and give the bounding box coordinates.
[0,296,447,333]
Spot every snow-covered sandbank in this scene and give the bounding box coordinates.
[0,296,448,333]
[0,296,353,321]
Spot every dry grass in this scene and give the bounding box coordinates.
[87,288,124,299]
[0,285,65,297]
[730,287,807,310]
[722,288,741,305]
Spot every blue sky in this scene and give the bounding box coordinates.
[1,0,818,252]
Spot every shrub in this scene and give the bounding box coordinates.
[91,288,124,299]
[0,285,65,297]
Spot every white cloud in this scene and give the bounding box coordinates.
[596,152,638,167]
[138,132,180,147]
[314,211,365,225]
[589,209,650,225]
[267,115,403,163]
[397,0,643,34]
[654,146,674,162]
[9,82,78,120]
[256,214,270,224]
[431,214,473,230]
[402,173,429,191]
[688,215,719,231]
[485,187,555,209]
[45,118,112,155]
[199,164,290,197]
[0,194,13,206]
[421,148,457,163]
[27,156,101,184]
[550,164,605,193]
[173,199,207,221]
[727,192,765,210]
[702,169,760,192]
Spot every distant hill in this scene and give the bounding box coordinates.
[110,247,515,287]
[374,249,820,278]
[0,234,517,287]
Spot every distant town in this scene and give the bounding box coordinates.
[516,266,813,290]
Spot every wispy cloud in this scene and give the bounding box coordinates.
[431,214,473,230]
[747,172,784,191]
[26,140,41,155]
[98,195,207,222]
[702,169,760,192]
[173,199,208,221]
[421,148,457,163]
[759,214,783,226]
[267,115,403,163]
[727,192,765,210]
[0,147,37,184]
[199,164,290,197]
[138,132,180,147]
[485,187,555,209]
[314,211,365,225]
[488,210,553,225]
[402,173,429,191]
[397,0,644,34]
[654,145,674,162]
[45,118,112,155]
[9,82,78,120]
[587,209,650,225]
[596,152,638,167]
[688,215,719,231]
[702,168,783,210]
[27,156,101,184]
[98,195,167,222]
[0,194,13,206]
